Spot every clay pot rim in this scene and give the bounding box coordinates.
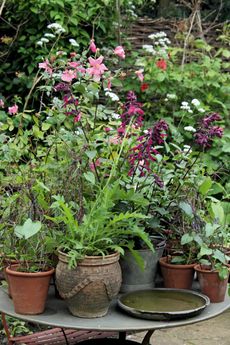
[6,264,55,277]
[194,263,230,274]
[159,256,196,269]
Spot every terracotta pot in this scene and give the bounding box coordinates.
[3,259,22,298]
[194,264,229,303]
[6,264,55,315]
[159,256,195,289]
[56,251,122,318]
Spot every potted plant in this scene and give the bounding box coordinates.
[180,197,230,302]
[48,181,153,318]
[4,218,55,315]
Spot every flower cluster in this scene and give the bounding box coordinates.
[118,91,144,136]
[194,113,223,149]
[128,119,169,177]
[180,99,205,114]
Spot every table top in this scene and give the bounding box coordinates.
[0,287,230,332]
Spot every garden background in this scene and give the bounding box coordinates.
[0,0,229,341]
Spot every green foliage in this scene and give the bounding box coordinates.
[48,184,153,267]
[0,0,119,101]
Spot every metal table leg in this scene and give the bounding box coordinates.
[141,330,155,345]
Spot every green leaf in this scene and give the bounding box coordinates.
[205,223,216,237]
[85,150,97,160]
[14,219,42,239]
[211,202,225,224]
[42,123,52,131]
[199,245,213,257]
[83,172,95,185]
[179,201,193,217]
[181,233,194,245]
[199,177,212,195]
[213,249,227,265]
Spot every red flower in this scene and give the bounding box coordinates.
[156,59,167,71]
[140,83,149,92]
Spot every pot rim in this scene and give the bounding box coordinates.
[194,263,230,274]
[6,264,55,277]
[159,256,196,269]
[57,250,120,266]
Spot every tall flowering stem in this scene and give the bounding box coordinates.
[118,91,144,136]
[128,120,169,179]
[194,113,223,150]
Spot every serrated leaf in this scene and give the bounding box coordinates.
[15,219,42,239]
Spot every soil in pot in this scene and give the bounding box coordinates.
[194,264,229,303]
[55,251,122,318]
[159,256,195,289]
[6,264,55,315]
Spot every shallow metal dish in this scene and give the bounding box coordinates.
[118,288,210,321]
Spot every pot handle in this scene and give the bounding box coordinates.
[57,277,115,300]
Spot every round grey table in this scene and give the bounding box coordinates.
[0,287,230,345]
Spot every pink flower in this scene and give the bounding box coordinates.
[87,56,108,82]
[108,136,120,145]
[135,70,144,82]
[38,59,52,74]
[104,127,112,132]
[8,104,18,115]
[61,69,76,83]
[74,112,81,123]
[68,61,80,68]
[0,99,4,108]
[89,39,97,53]
[114,46,125,59]
[107,78,112,90]
[89,158,101,171]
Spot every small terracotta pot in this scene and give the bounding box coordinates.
[159,256,195,289]
[194,264,229,303]
[6,264,55,315]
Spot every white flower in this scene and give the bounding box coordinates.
[142,45,155,53]
[105,92,119,101]
[44,33,56,38]
[183,145,192,154]
[181,101,189,106]
[164,98,168,102]
[69,38,79,47]
[40,38,49,43]
[111,113,120,119]
[198,108,205,113]
[36,41,43,46]
[191,99,200,107]
[47,23,65,34]
[166,93,177,99]
[184,126,196,133]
